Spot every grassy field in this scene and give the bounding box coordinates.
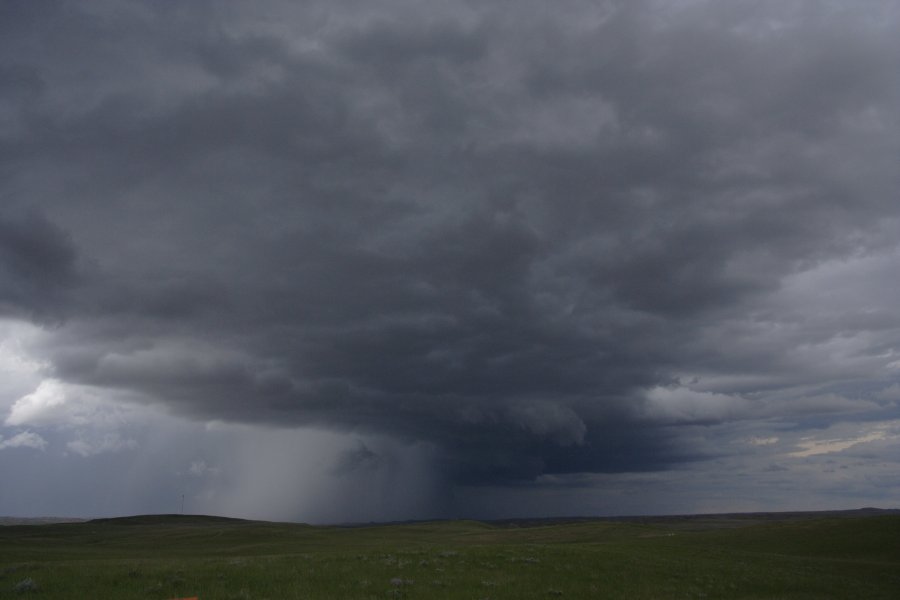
[1,512,899,599]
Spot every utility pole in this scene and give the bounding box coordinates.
[181,494,185,515]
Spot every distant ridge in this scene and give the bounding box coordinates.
[4,507,898,528]
[337,507,900,528]
[484,507,900,528]
[87,514,261,526]
[0,516,87,526]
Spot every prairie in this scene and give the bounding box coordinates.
[1,511,898,599]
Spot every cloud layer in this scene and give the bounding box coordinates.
[2,0,900,520]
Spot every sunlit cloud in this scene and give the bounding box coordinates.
[0,431,47,451]
[788,427,896,458]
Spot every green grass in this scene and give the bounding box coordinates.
[1,514,898,599]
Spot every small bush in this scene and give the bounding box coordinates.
[14,578,38,593]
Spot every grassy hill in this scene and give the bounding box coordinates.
[1,511,898,598]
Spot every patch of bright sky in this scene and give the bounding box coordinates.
[788,424,899,458]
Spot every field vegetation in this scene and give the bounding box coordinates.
[1,511,898,599]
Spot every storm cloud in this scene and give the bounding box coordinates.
[2,0,900,520]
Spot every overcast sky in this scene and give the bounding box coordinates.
[2,0,899,523]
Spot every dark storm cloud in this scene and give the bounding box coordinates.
[3,0,900,488]
[0,208,80,319]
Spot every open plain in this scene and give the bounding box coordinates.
[1,510,898,599]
